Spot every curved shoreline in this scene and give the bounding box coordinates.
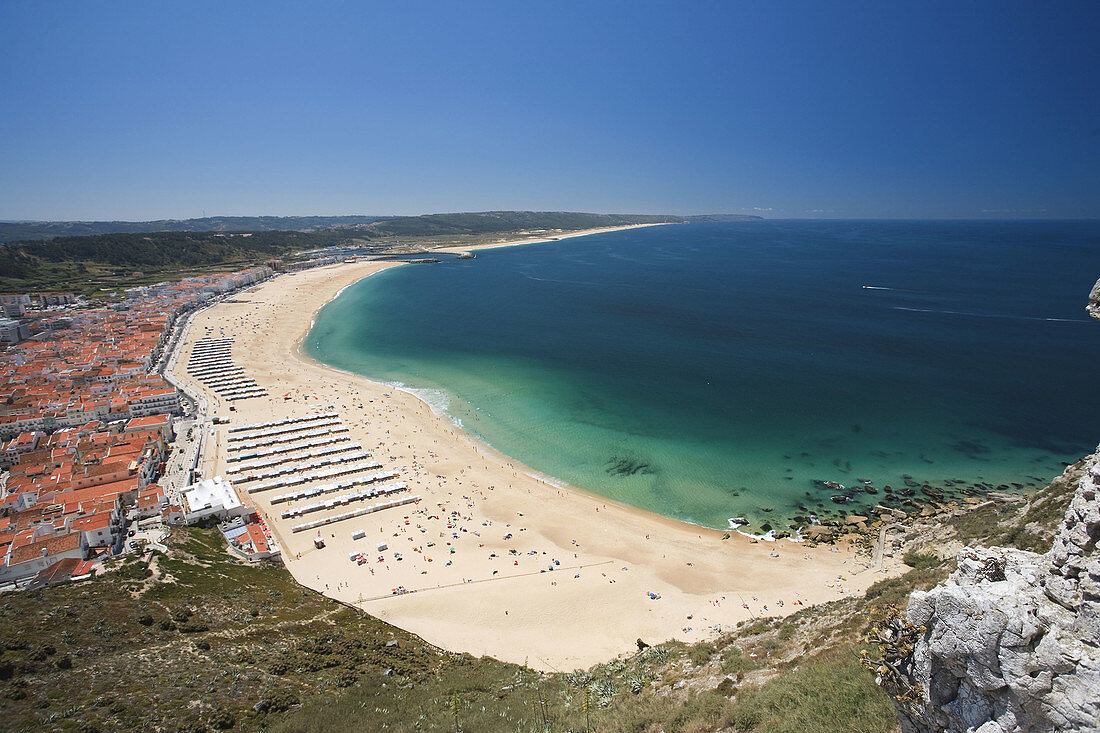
[295,253,729,542]
[173,226,903,670]
[302,223,736,533]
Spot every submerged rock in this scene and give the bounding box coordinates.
[919,486,944,501]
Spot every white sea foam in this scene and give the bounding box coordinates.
[390,382,448,415]
[728,517,806,543]
[524,471,567,489]
[388,382,465,429]
[729,516,774,541]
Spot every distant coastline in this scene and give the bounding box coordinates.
[0,211,759,243]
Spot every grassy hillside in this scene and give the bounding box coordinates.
[0,528,456,732]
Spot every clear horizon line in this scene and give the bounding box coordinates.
[2,213,1098,224]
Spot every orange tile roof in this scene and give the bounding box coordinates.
[71,512,113,533]
[245,524,270,554]
[126,415,170,428]
[9,531,81,565]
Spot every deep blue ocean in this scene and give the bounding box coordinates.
[304,221,1100,531]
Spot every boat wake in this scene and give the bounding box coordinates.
[892,306,1091,324]
[524,275,606,287]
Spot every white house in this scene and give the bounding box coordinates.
[182,476,249,524]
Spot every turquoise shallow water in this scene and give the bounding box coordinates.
[305,221,1100,531]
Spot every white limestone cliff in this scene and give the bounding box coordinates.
[1088,277,1100,321]
[895,451,1100,732]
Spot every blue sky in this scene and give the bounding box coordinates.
[1,1,1097,220]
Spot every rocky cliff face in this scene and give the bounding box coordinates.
[894,450,1100,732]
[1088,277,1100,321]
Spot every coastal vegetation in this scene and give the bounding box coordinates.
[0,457,1082,732]
[0,217,387,243]
[0,527,449,732]
[0,230,351,296]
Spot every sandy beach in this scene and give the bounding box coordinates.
[170,225,902,671]
[434,222,673,254]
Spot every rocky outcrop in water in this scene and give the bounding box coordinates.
[1088,277,1100,321]
[894,449,1100,732]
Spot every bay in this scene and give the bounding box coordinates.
[304,221,1100,531]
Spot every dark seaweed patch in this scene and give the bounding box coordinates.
[605,456,656,477]
[950,439,992,457]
